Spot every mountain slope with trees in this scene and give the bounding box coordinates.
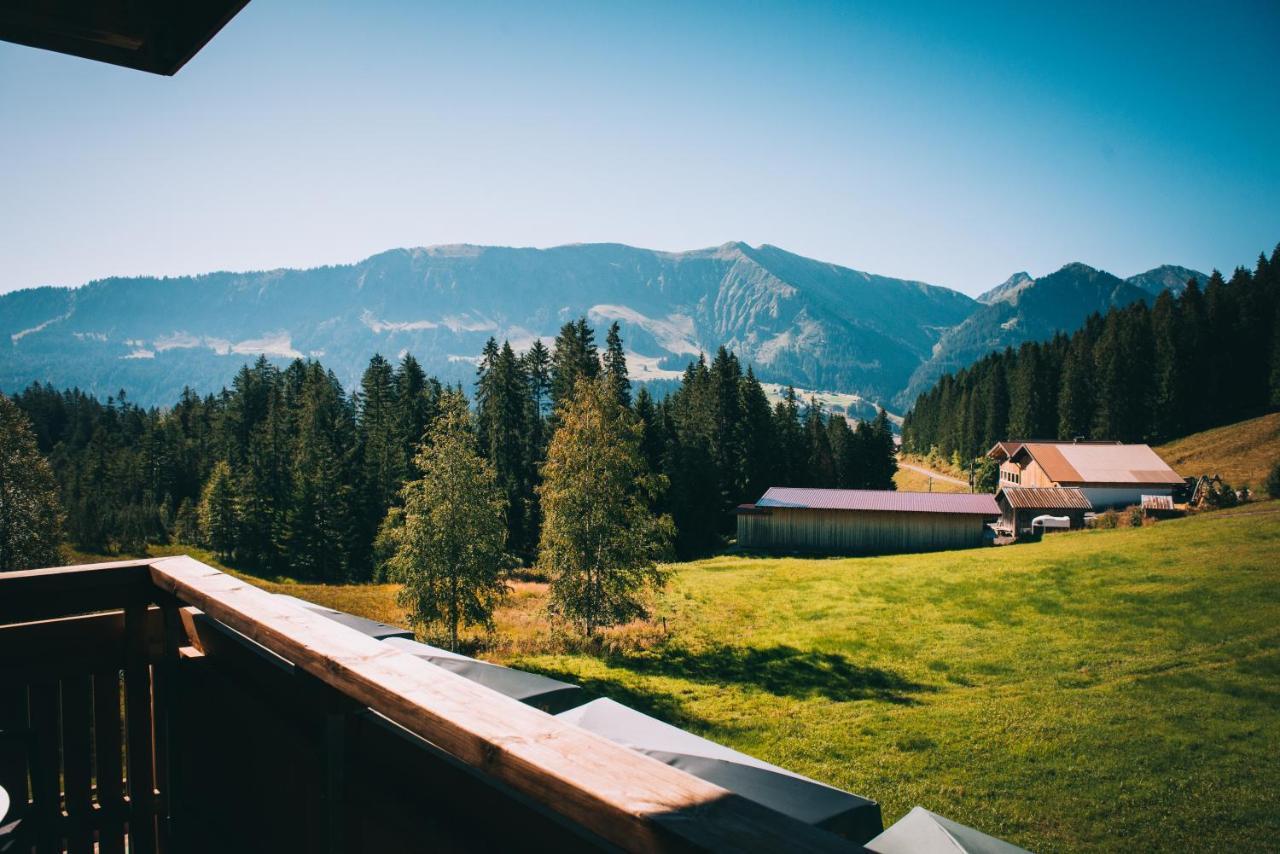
[6,320,898,579]
[896,263,1209,408]
[902,245,1279,467]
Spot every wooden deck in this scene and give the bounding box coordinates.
[0,556,860,852]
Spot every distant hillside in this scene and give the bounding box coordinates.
[895,262,1201,408]
[1,242,1210,411]
[1156,412,1280,492]
[0,242,975,410]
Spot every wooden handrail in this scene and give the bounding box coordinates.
[144,556,854,852]
[0,557,858,851]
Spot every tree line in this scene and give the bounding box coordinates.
[903,245,1280,467]
[6,320,897,581]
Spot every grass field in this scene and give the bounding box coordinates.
[1156,411,1280,493]
[93,505,1280,852]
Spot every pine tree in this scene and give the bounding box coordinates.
[550,318,599,412]
[602,321,631,407]
[538,376,673,636]
[198,460,239,562]
[739,368,778,500]
[359,354,401,528]
[476,341,534,559]
[289,364,360,581]
[1150,290,1184,442]
[0,395,64,572]
[387,392,509,650]
[982,360,1009,449]
[1057,333,1094,440]
[773,386,806,486]
[804,399,835,486]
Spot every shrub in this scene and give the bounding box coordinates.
[1266,460,1280,499]
[1126,507,1145,528]
[1089,510,1119,530]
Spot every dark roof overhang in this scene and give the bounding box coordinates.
[0,0,250,75]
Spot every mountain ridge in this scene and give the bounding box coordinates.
[0,242,1205,414]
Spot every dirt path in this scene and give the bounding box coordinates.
[897,460,970,488]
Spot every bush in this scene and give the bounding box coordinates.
[1126,507,1145,528]
[1089,510,1119,530]
[1267,460,1280,499]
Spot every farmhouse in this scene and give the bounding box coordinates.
[737,487,1000,555]
[988,440,1184,510]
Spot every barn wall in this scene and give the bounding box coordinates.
[1078,486,1171,510]
[737,508,985,555]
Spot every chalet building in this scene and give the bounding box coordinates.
[737,487,1000,556]
[988,440,1184,510]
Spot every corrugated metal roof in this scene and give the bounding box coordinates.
[1014,441,1183,486]
[1141,494,1175,510]
[756,487,1000,516]
[997,486,1092,510]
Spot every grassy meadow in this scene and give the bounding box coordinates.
[1155,411,1280,492]
[85,503,1280,852]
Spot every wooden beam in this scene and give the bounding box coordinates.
[148,556,854,852]
[0,608,166,676]
[0,561,152,624]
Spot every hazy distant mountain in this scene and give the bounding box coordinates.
[0,242,975,414]
[893,262,1201,408]
[0,244,1208,415]
[1124,264,1208,298]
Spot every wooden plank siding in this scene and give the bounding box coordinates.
[738,508,987,555]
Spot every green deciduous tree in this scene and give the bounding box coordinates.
[0,395,64,572]
[386,392,509,650]
[538,376,673,636]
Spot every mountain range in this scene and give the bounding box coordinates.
[0,243,1206,415]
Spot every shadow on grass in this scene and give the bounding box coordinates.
[605,644,936,705]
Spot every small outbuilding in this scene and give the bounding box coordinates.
[736,487,1000,556]
[995,486,1092,539]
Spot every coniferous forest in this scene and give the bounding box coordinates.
[903,245,1280,463]
[8,320,897,580]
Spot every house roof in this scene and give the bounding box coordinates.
[756,487,1000,516]
[996,440,1183,486]
[997,486,1092,511]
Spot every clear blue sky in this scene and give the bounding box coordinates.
[2,1,1277,296]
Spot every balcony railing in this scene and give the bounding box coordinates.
[0,556,858,852]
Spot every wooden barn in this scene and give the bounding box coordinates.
[736,488,1000,556]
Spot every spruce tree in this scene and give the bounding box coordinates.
[198,460,239,562]
[602,321,631,407]
[550,318,599,412]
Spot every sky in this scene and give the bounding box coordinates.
[1,1,1278,297]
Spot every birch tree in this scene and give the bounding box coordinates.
[538,376,673,637]
[386,392,508,650]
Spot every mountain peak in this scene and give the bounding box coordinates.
[1125,264,1207,297]
[976,271,1034,305]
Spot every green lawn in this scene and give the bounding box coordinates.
[508,507,1280,852]
[70,506,1280,852]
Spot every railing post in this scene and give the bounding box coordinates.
[325,711,349,854]
[124,603,157,854]
[154,601,186,852]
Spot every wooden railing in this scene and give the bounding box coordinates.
[0,557,860,853]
